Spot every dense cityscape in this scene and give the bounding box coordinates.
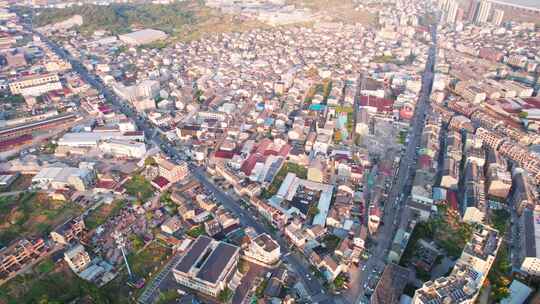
[0,0,539,303]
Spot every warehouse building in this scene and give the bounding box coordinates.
[58,131,144,148]
[118,29,168,46]
[98,139,147,158]
[32,164,96,191]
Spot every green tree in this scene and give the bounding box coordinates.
[307,205,320,217]
[218,287,232,303]
[144,157,156,166]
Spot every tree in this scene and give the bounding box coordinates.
[333,273,347,290]
[308,205,320,217]
[218,287,232,303]
[238,259,250,274]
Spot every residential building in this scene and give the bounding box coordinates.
[475,0,492,24]
[64,244,91,274]
[441,157,459,189]
[413,224,500,304]
[244,233,281,266]
[518,209,540,277]
[486,165,512,200]
[492,9,504,26]
[161,216,182,235]
[371,263,411,304]
[50,216,86,246]
[0,239,47,278]
[155,155,189,184]
[9,73,62,96]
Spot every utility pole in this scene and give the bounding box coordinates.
[113,230,134,280]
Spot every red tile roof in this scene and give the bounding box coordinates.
[152,176,170,189]
[214,150,235,159]
[359,95,394,113]
[95,180,116,189]
[418,155,432,170]
[0,134,32,151]
[279,144,291,157]
[447,190,459,211]
[241,153,260,176]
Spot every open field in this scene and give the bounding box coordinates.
[0,241,172,303]
[288,0,376,24]
[0,258,110,304]
[20,0,374,45]
[21,1,271,43]
[0,192,83,246]
[124,174,154,202]
[85,200,126,230]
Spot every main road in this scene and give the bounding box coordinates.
[31,25,332,303]
[31,12,437,303]
[351,23,438,304]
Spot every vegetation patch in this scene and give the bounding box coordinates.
[85,200,125,230]
[261,162,307,199]
[400,208,473,268]
[0,192,82,246]
[0,267,112,304]
[487,243,511,302]
[491,209,510,236]
[322,234,341,252]
[20,2,269,43]
[186,225,206,238]
[124,174,154,201]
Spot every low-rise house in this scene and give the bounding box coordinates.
[64,243,91,274]
[320,255,347,282]
[50,216,86,246]
[161,216,182,235]
[244,233,281,266]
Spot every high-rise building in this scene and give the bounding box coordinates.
[437,0,449,10]
[467,0,480,22]
[492,9,504,26]
[475,0,492,24]
[445,0,460,24]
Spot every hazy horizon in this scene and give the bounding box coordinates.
[494,0,540,9]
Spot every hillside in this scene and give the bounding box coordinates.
[21,1,267,41]
[287,0,376,24]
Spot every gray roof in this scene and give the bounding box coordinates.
[175,235,212,273]
[196,242,239,283]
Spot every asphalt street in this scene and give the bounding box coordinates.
[351,24,438,304]
[32,27,331,303]
[33,19,438,304]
